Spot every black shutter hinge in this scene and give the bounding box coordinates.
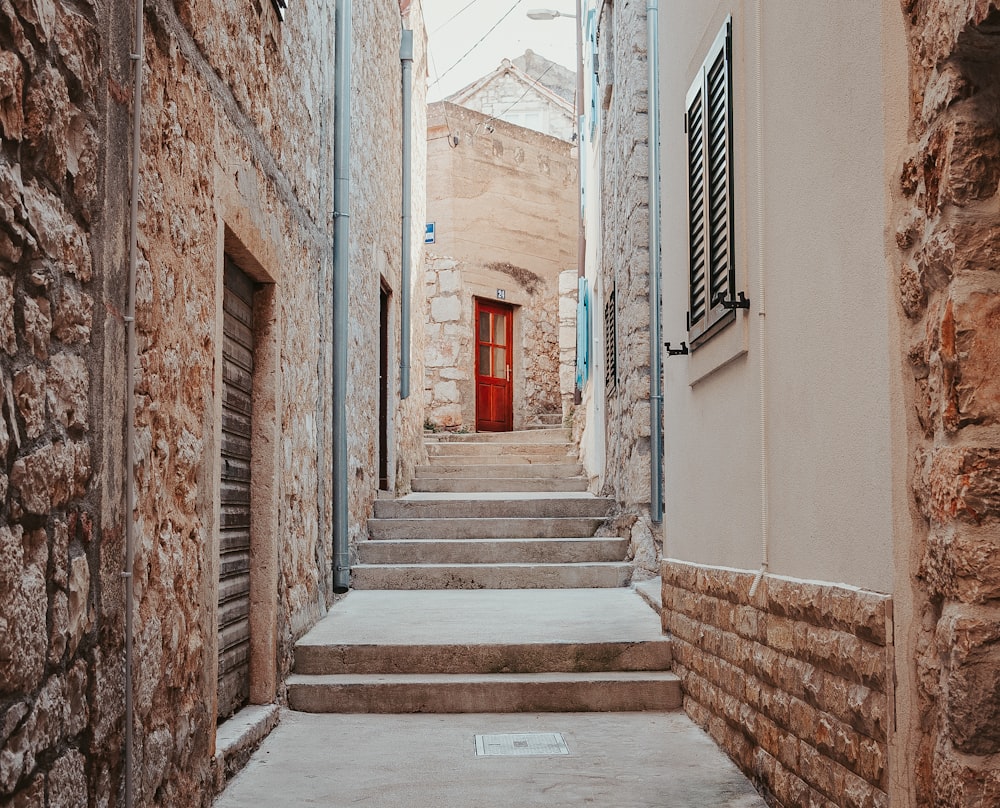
[665,341,689,356]
[714,291,750,310]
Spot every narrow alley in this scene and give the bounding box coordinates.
[3,0,1000,807]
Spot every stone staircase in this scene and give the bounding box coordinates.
[287,428,679,714]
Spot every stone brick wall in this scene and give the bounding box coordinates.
[423,103,576,431]
[663,562,892,808]
[423,252,561,431]
[2,1,424,805]
[596,0,652,511]
[2,0,130,804]
[895,2,1000,803]
[558,268,577,421]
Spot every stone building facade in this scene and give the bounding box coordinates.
[894,2,1000,803]
[1,1,426,805]
[577,0,660,575]
[423,102,576,432]
[445,51,575,141]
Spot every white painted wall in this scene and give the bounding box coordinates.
[659,0,898,592]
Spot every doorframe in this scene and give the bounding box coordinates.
[473,297,514,432]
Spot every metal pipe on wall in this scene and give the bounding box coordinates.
[124,0,144,803]
[332,0,352,594]
[400,29,414,400]
[647,0,664,523]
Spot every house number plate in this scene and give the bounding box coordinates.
[496,289,506,300]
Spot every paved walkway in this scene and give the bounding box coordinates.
[214,709,767,808]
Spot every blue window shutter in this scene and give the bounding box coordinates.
[576,277,590,386]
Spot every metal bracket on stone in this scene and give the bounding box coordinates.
[665,342,689,356]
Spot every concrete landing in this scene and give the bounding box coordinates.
[294,588,667,648]
[213,710,768,808]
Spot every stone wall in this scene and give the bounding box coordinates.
[895,2,1000,803]
[595,0,652,511]
[558,268,577,422]
[423,252,561,431]
[663,563,892,808]
[424,102,576,431]
[455,62,575,142]
[2,0,130,805]
[2,1,424,805]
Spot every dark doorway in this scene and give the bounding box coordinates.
[218,256,256,720]
[378,284,390,489]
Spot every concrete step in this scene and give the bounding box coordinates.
[425,442,576,458]
[286,670,682,714]
[294,637,671,675]
[426,454,578,467]
[427,428,569,444]
[358,537,628,565]
[373,495,614,520]
[415,462,584,478]
[351,561,632,590]
[411,476,589,493]
[368,516,607,539]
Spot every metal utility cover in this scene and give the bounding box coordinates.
[475,733,570,757]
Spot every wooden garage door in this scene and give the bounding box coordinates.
[218,257,255,720]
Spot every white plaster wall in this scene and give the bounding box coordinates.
[659,0,897,592]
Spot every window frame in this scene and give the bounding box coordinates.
[685,17,736,349]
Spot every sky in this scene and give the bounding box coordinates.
[422,0,578,101]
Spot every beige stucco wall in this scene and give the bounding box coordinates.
[659,1,903,593]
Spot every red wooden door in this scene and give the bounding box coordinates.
[475,299,513,432]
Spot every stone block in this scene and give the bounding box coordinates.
[22,296,50,360]
[0,524,46,696]
[0,277,15,354]
[13,365,46,439]
[21,183,91,281]
[940,611,1000,755]
[52,285,93,344]
[437,269,460,293]
[66,555,91,658]
[0,48,24,142]
[940,117,1000,207]
[916,447,1000,526]
[47,749,86,808]
[432,380,459,404]
[921,525,1000,603]
[429,295,461,323]
[24,65,71,184]
[47,352,89,432]
[10,440,91,514]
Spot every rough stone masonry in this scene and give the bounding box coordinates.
[896,1,1000,804]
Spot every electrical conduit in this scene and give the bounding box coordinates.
[332,0,352,593]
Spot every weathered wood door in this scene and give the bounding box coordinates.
[475,299,513,432]
[218,257,255,720]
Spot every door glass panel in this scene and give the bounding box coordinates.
[479,344,490,375]
[493,347,506,378]
[479,312,490,342]
[494,314,507,345]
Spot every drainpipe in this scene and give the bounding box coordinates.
[647,0,663,523]
[400,29,413,400]
[749,0,769,598]
[124,0,144,804]
[332,0,352,594]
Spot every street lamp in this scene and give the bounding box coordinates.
[527,8,577,19]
